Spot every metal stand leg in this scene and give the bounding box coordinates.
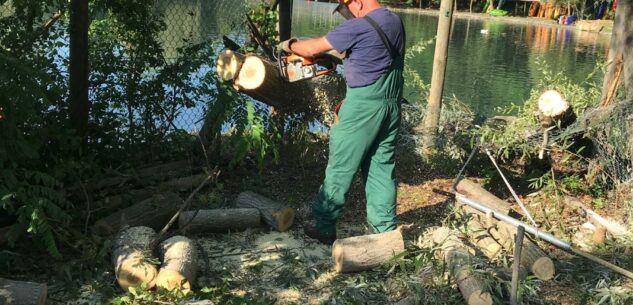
[511,225,525,305]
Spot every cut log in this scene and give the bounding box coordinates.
[538,90,571,124]
[455,179,511,214]
[235,191,294,232]
[216,49,245,81]
[0,278,46,305]
[94,188,156,210]
[160,174,208,192]
[332,229,405,273]
[432,227,493,305]
[112,226,158,290]
[216,50,346,125]
[178,208,261,233]
[93,192,182,236]
[156,236,198,293]
[463,214,503,259]
[489,222,555,281]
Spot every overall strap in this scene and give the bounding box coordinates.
[363,15,406,59]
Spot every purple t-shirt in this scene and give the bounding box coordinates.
[325,8,404,88]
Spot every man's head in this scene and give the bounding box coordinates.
[333,0,381,20]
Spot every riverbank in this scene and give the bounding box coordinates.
[389,7,614,35]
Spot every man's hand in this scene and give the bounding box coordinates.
[277,37,298,53]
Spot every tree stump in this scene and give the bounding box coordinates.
[432,227,493,305]
[332,229,405,273]
[112,226,158,290]
[156,236,198,293]
[93,192,181,236]
[0,278,47,305]
[235,191,294,232]
[178,208,261,233]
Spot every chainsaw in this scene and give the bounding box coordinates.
[277,50,338,83]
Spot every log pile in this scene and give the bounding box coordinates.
[93,192,182,236]
[332,229,405,273]
[112,226,159,290]
[432,227,493,305]
[216,49,346,125]
[0,278,47,305]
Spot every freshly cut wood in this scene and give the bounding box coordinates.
[0,278,47,305]
[178,208,261,233]
[432,227,493,305]
[490,222,555,281]
[216,50,346,125]
[455,179,511,214]
[93,192,181,236]
[94,188,156,210]
[332,229,405,273]
[235,191,294,232]
[112,226,158,290]
[216,49,245,81]
[156,236,198,293]
[160,174,208,192]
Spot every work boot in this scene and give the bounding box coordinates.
[303,224,336,245]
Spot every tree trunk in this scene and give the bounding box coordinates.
[68,0,90,139]
[601,0,633,105]
[432,228,493,305]
[463,215,503,259]
[235,191,295,232]
[155,236,198,293]
[489,222,555,281]
[332,229,405,273]
[94,188,156,210]
[455,179,511,214]
[112,226,158,290]
[278,0,292,41]
[178,209,261,233]
[160,174,208,192]
[93,192,182,236]
[216,50,346,125]
[420,0,454,149]
[0,278,47,305]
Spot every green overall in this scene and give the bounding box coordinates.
[312,57,404,237]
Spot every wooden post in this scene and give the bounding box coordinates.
[420,0,454,150]
[510,226,525,305]
[68,0,90,140]
[278,0,292,41]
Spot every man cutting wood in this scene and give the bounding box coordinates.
[278,0,405,244]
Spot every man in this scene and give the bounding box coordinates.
[278,0,405,244]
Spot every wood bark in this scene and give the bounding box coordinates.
[93,192,181,236]
[94,188,156,210]
[455,179,511,214]
[464,215,502,259]
[160,174,208,192]
[489,222,555,281]
[332,229,405,273]
[68,0,89,139]
[235,191,294,232]
[0,278,47,305]
[420,0,454,149]
[215,50,346,125]
[178,209,261,233]
[112,226,158,290]
[156,236,198,293]
[432,228,493,305]
[601,0,633,104]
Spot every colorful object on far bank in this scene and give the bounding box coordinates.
[489,9,509,16]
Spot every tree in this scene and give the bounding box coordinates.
[600,0,632,106]
[68,0,90,140]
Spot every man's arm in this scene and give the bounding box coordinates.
[289,36,333,58]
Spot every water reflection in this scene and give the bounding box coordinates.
[291,1,609,115]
